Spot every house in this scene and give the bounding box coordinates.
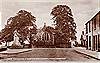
[85,11,100,51]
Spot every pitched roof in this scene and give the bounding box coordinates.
[85,11,100,25]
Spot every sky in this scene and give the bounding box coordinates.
[0,0,99,43]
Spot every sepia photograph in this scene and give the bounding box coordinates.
[0,0,100,63]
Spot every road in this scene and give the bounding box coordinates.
[1,48,98,61]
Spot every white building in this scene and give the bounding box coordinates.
[85,11,100,51]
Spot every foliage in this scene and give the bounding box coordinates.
[51,5,77,43]
[0,10,37,44]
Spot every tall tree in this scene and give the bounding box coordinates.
[51,5,76,47]
[0,10,37,47]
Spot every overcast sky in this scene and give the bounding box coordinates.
[0,0,99,42]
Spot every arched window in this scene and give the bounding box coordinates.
[42,32,50,42]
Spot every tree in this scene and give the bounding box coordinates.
[51,5,76,47]
[0,10,37,47]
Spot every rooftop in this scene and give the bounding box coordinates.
[85,11,100,25]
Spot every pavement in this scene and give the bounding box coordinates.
[0,48,32,58]
[74,47,99,59]
[0,48,97,61]
[0,48,32,54]
[0,47,99,61]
